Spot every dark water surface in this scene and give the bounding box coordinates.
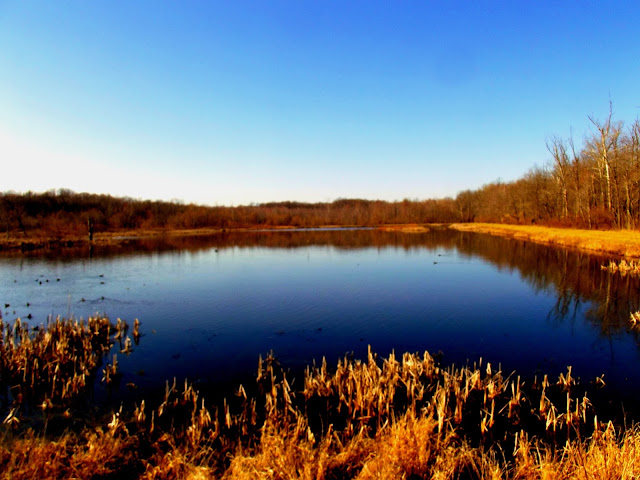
[2,228,640,408]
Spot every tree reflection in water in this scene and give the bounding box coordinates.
[6,226,636,344]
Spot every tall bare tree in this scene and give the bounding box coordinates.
[568,132,585,224]
[588,102,622,214]
[547,136,570,219]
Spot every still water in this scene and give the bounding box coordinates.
[1,228,639,403]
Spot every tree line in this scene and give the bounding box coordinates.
[0,191,459,238]
[2,105,639,238]
[459,104,640,229]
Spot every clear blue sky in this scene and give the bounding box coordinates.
[1,1,638,206]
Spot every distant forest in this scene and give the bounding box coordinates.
[2,106,639,237]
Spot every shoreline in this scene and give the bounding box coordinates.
[3,222,640,258]
[0,224,436,252]
[449,223,640,259]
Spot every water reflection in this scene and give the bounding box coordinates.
[1,227,639,406]
[6,228,636,338]
[449,232,640,339]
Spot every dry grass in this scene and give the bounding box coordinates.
[2,328,639,479]
[449,223,640,258]
[602,259,640,277]
[0,228,229,251]
[0,315,135,414]
[4,222,640,256]
[377,224,430,233]
[0,427,139,480]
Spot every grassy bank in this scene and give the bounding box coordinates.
[450,223,640,259]
[0,224,430,252]
[0,228,230,251]
[2,316,640,479]
[5,222,640,257]
[377,224,430,233]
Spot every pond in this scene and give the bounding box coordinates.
[1,228,639,412]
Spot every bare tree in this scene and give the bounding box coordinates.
[546,136,570,218]
[568,131,585,224]
[588,101,622,214]
[631,120,640,227]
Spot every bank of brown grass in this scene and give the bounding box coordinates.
[0,228,229,251]
[377,224,430,233]
[0,226,359,252]
[2,320,639,479]
[8,221,640,256]
[0,428,139,480]
[4,415,638,479]
[450,223,640,258]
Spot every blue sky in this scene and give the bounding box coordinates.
[1,1,638,206]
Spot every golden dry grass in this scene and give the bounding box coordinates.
[0,428,139,480]
[450,223,640,258]
[602,259,640,277]
[0,228,229,251]
[377,224,430,233]
[2,325,640,479]
[7,221,639,256]
[0,315,134,412]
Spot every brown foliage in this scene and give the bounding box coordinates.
[0,190,459,246]
[1,106,640,242]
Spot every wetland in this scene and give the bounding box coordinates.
[2,227,640,478]
[2,228,639,395]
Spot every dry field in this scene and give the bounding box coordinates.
[449,223,640,259]
[377,224,430,233]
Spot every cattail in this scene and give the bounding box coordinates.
[121,336,132,354]
[133,318,141,342]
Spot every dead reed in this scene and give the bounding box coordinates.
[450,223,640,258]
[1,343,639,479]
[601,259,640,277]
[0,315,137,415]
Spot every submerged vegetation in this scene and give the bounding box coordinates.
[1,316,639,479]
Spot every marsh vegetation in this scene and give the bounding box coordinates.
[1,315,639,479]
[2,229,640,478]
